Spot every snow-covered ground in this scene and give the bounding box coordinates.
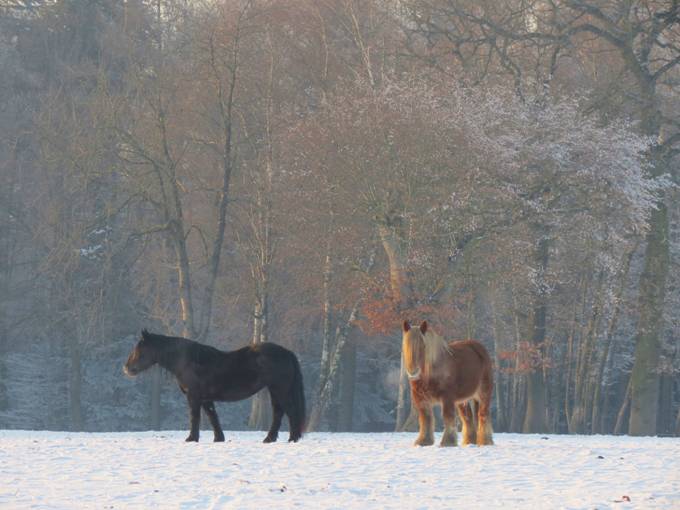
[1,430,678,509]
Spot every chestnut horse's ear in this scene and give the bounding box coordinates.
[420,321,428,334]
[403,320,411,332]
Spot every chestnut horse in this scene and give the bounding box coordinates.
[402,320,494,447]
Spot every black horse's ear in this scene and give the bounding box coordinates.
[141,329,149,340]
[403,320,411,332]
[420,321,428,334]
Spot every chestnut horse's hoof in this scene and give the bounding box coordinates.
[414,437,435,447]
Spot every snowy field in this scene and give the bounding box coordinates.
[1,430,679,509]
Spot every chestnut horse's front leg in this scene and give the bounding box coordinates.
[413,400,435,446]
[185,397,201,442]
[440,401,458,447]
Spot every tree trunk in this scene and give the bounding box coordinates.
[629,204,669,436]
[657,373,673,436]
[309,246,374,431]
[489,290,506,431]
[563,275,586,433]
[571,272,604,434]
[68,336,84,432]
[0,356,7,414]
[150,365,162,430]
[310,240,334,428]
[312,315,356,431]
[0,310,8,414]
[377,221,417,433]
[524,370,547,434]
[377,223,412,307]
[395,355,409,431]
[321,247,333,383]
[591,248,636,434]
[337,335,356,432]
[510,295,526,433]
[614,376,632,435]
[249,388,271,431]
[523,234,549,434]
[395,357,419,432]
[0,235,8,414]
[172,227,197,338]
[249,297,272,430]
[510,375,526,433]
[196,55,237,341]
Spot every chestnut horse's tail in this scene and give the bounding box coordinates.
[288,353,306,440]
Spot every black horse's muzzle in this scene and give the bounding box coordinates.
[123,364,139,376]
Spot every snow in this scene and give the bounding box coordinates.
[1,431,679,509]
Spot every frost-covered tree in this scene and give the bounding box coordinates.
[403,0,680,436]
[288,75,664,431]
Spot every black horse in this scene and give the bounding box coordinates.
[124,330,305,443]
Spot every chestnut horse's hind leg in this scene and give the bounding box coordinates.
[472,368,494,446]
[202,401,225,442]
[457,402,476,446]
[414,401,435,446]
[476,389,494,445]
[440,401,458,447]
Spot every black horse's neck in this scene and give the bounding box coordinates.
[147,333,191,375]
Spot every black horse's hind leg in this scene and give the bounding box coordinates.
[186,398,201,442]
[286,410,302,442]
[202,401,225,442]
[282,398,302,443]
[263,396,284,443]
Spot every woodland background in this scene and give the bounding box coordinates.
[0,0,679,436]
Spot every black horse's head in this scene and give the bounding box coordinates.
[123,330,158,376]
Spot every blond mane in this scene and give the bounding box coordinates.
[422,329,453,372]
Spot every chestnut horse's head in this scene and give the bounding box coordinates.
[402,320,450,381]
[123,330,159,376]
[402,320,427,381]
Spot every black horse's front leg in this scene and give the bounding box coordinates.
[186,398,201,442]
[202,401,225,442]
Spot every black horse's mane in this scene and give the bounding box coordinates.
[143,330,228,365]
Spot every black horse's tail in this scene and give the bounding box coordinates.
[288,353,306,441]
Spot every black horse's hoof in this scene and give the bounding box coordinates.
[263,435,277,443]
[185,436,199,442]
[214,435,225,443]
[288,436,300,443]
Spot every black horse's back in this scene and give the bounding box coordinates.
[124,330,306,443]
